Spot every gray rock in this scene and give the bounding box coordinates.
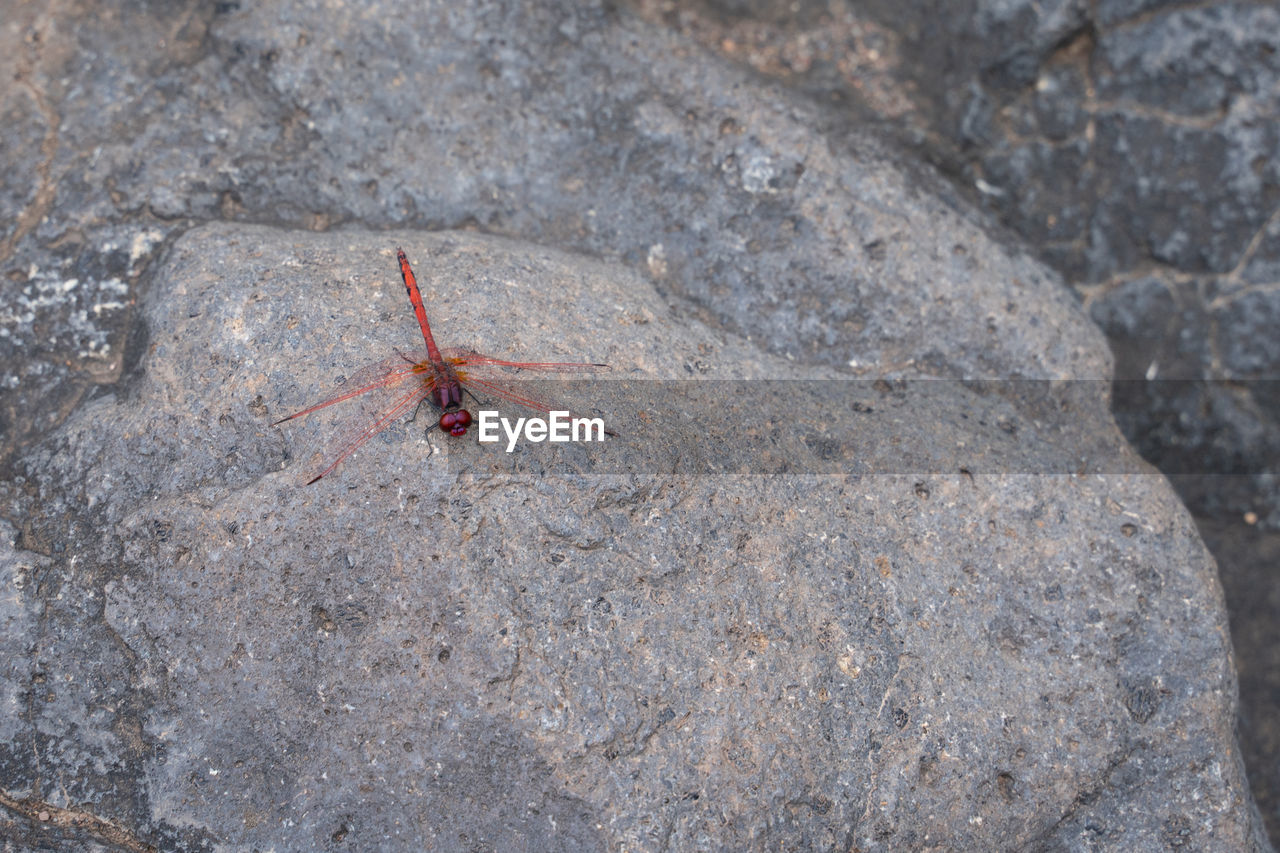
[0,222,1262,850]
[692,0,1279,838]
[1206,519,1280,853]
[837,0,1280,494]
[0,0,1268,849]
[0,0,1104,474]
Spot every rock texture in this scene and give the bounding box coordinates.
[1,224,1262,850]
[0,0,1270,850]
[627,0,1280,842]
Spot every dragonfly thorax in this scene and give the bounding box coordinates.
[420,360,470,435]
[422,361,464,411]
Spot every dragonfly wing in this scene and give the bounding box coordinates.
[445,349,612,431]
[442,347,610,377]
[273,353,436,483]
[461,375,565,415]
[462,375,614,438]
[294,377,434,484]
[273,353,422,423]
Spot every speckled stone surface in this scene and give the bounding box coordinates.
[1,225,1264,850]
[0,0,1269,849]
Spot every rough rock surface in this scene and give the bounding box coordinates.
[627,0,1280,841]
[0,0,1100,474]
[0,0,1270,850]
[1,224,1263,850]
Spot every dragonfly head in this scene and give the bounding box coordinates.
[439,409,472,436]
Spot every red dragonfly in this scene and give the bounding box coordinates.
[273,248,610,484]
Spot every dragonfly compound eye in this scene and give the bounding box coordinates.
[439,409,472,436]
